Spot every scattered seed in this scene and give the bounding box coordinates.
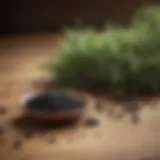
[24,130,33,138]
[0,106,7,115]
[12,140,22,149]
[49,138,56,144]
[0,126,4,136]
[84,117,100,127]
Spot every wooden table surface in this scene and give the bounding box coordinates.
[0,34,159,160]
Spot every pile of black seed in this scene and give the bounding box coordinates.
[25,91,84,113]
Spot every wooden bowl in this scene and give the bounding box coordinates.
[21,92,85,122]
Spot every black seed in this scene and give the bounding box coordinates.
[0,126,4,135]
[12,140,22,149]
[24,130,33,138]
[26,91,84,113]
[49,138,56,144]
[84,117,100,127]
[0,106,7,115]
